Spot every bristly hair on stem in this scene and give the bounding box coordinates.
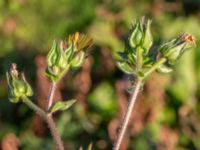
[113,79,142,150]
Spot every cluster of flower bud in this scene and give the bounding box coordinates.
[6,64,33,103]
[129,17,153,55]
[46,32,93,82]
[117,17,196,79]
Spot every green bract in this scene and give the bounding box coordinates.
[46,32,93,82]
[6,64,33,103]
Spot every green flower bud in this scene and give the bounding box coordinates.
[47,40,69,68]
[129,17,153,54]
[67,32,93,69]
[70,51,85,69]
[142,19,153,54]
[46,33,93,82]
[129,22,143,48]
[160,34,196,64]
[6,64,33,103]
[46,40,70,82]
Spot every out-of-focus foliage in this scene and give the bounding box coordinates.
[1,0,200,150]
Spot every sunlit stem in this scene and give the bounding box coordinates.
[113,79,142,150]
[142,57,166,80]
[136,47,143,72]
[47,82,57,111]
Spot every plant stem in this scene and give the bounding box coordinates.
[22,95,65,150]
[136,47,143,71]
[113,79,142,150]
[46,82,65,150]
[22,96,47,120]
[142,57,166,80]
[47,82,57,111]
[46,114,64,150]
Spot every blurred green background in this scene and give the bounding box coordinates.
[1,0,200,149]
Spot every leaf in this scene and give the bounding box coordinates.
[117,52,128,61]
[157,64,173,73]
[50,99,76,113]
[116,61,135,74]
[143,56,153,68]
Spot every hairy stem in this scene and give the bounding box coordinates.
[46,114,64,150]
[22,96,47,120]
[47,82,57,111]
[22,96,64,150]
[113,79,142,150]
[22,85,65,150]
[46,82,64,150]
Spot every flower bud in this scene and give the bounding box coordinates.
[142,19,153,54]
[46,33,93,82]
[47,40,69,68]
[46,40,71,82]
[6,64,33,103]
[67,33,93,69]
[160,34,196,64]
[129,17,153,54]
[70,51,85,69]
[129,22,143,48]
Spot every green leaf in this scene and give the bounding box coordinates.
[50,99,76,113]
[116,61,134,74]
[157,64,173,73]
[143,57,153,68]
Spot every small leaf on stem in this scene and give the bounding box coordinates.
[49,99,76,114]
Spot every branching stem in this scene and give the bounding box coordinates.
[113,79,142,150]
[142,57,166,80]
[46,81,64,150]
[22,96,47,120]
[22,84,65,150]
